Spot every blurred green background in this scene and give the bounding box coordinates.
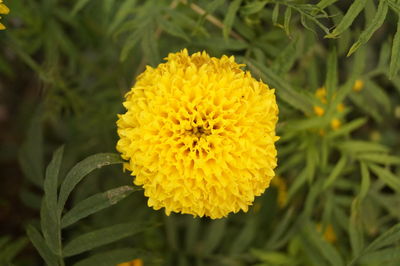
[1,0,400,265]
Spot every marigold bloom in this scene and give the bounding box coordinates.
[315,87,327,104]
[336,103,345,112]
[352,79,364,92]
[117,49,279,219]
[0,0,9,30]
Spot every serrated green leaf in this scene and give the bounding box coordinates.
[348,0,388,56]
[120,31,143,61]
[61,186,138,229]
[63,222,154,257]
[325,0,367,38]
[323,156,347,190]
[223,0,242,39]
[390,16,400,79]
[317,0,338,9]
[74,248,147,266]
[368,164,400,193]
[58,153,123,214]
[26,225,59,266]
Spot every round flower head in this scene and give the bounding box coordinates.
[117,49,279,219]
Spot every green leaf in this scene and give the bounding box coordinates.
[58,153,123,215]
[223,0,242,39]
[325,0,367,38]
[365,223,400,252]
[349,199,364,258]
[359,162,370,201]
[0,237,28,263]
[61,186,138,228]
[347,0,388,56]
[327,118,367,139]
[323,156,347,190]
[74,248,146,266]
[72,0,92,16]
[272,4,280,25]
[390,16,400,79]
[245,58,312,114]
[336,140,388,154]
[241,0,269,15]
[202,219,227,255]
[326,48,337,101]
[108,0,138,35]
[40,200,61,256]
[63,222,154,257]
[317,0,338,9]
[229,217,256,254]
[158,17,190,42]
[368,164,400,193]
[18,111,44,188]
[44,146,64,219]
[360,247,400,264]
[283,7,291,36]
[26,225,59,266]
[120,31,143,61]
[358,153,400,165]
[302,223,344,266]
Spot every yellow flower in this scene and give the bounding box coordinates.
[0,0,10,30]
[317,224,337,243]
[315,87,327,104]
[330,118,341,130]
[313,106,325,116]
[271,176,287,208]
[117,49,279,219]
[117,259,143,266]
[336,103,345,112]
[352,79,364,92]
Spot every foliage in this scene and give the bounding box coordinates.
[1,0,400,265]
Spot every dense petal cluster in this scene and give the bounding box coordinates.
[0,0,9,30]
[116,49,279,219]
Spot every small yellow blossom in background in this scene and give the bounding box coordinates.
[315,87,327,104]
[330,118,341,130]
[352,79,364,92]
[117,259,143,266]
[317,224,337,243]
[117,49,279,219]
[313,106,325,116]
[336,103,345,112]
[271,176,287,208]
[0,0,10,30]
